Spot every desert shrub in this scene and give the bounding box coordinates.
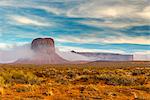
[42,89,53,96]
[11,70,26,83]
[0,70,41,85]
[131,70,145,76]
[73,75,90,84]
[16,86,31,92]
[34,68,58,78]
[86,84,99,92]
[72,75,103,84]
[95,74,147,86]
[0,87,4,95]
[133,86,150,93]
[0,72,12,84]
[107,76,135,86]
[82,69,91,75]
[0,76,5,86]
[66,70,77,79]
[24,72,41,84]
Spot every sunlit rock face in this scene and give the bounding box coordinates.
[15,38,133,64]
[16,38,69,64]
[31,38,55,53]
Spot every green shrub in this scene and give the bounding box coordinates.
[0,70,41,85]
[0,76,5,86]
[133,86,150,93]
[73,75,90,84]
[95,74,147,86]
[0,87,4,95]
[25,72,41,84]
[131,70,145,76]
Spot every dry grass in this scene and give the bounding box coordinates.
[0,61,150,100]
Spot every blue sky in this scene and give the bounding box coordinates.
[0,0,149,54]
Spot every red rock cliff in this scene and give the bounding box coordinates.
[16,38,69,64]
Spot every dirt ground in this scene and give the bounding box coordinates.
[0,61,150,100]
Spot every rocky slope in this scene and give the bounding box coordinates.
[16,38,69,64]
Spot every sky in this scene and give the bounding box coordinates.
[0,0,149,55]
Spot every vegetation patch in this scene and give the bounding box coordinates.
[0,70,42,85]
[0,62,150,99]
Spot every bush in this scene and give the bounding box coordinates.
[0,70,41,85]
[133,86,150,93]
[131,70,145,76]
[95,74,147,86]
[0,87,4,95]
[16,86,31,92]
[24,72,41,84]
[72,75,91,84]
[0,76,5,86]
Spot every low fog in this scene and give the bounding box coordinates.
[0,44,34,63]
[0,44,149,64]
[56,49,92,61]
[0,44,92,64]
[133,54,150,61]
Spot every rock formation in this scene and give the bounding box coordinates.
[15,38,133,64]
[31,38,55,52]
[16,38,69,64]
[71,51,133,61]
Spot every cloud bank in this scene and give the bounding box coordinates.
[0,0,149,60]
[0,44,34,63]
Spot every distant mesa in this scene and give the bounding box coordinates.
[15,37,133,64]
[71,51,133,61]
[71,50,77,53]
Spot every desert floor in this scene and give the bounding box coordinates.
[0,61,150,100]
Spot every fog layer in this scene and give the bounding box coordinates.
[0,44,149,63]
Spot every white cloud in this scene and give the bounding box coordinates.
[38,6,63,15]
[79,20,150,28]
[0,43,12,49]
[55,35,150,45]
[66,0,150,20]
[0,30,2,37]
[14,33,46,38]
[0,0,63,15]
[134,51,150,55]
[1,0,149,20]
[137,6,150,19]
[57,45,125,54]
[103,36,150,45]
[64,0,150,31]
[0,42,28,50]
[133,51,150,60]
[0,44,34,63]
[10,16,50,26]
